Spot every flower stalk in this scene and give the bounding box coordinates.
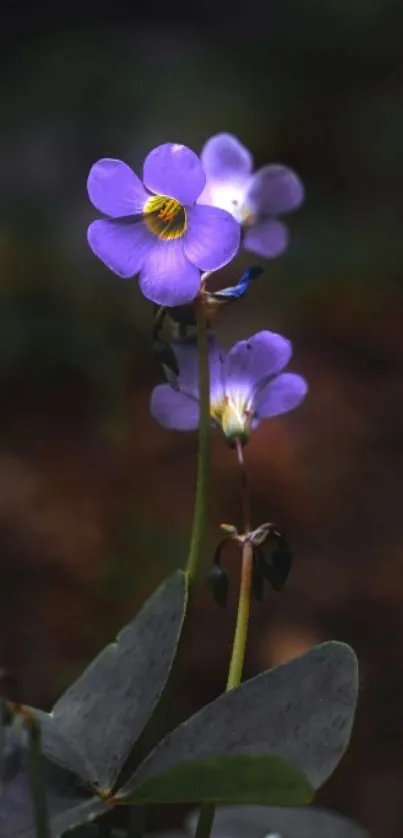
[226,439,253,689]
[127,296,212,838]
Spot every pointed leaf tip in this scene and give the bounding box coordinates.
[48,570,187,789]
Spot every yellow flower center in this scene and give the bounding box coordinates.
[210,393,254,445]
[143,194,187,240]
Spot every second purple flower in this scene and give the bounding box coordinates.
[151,330,307,445]
[87,143,241,307]
[198,133,304,260]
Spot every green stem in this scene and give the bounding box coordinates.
[128,302,211,838]
[195,439,253,838]
[186,301,211,585]
[26,715,51,838]
[226,538,253,690]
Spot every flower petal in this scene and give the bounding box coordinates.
[150,384,199,430]
[244,219,289,258]
[224,331,293,395]
[170,334,225,402]
[87,158,148,217]
[256,373,308,418]
[87,219,153,278]
[245,164,305,216]
[197,179,249,221]
[200,133,253,181]
[139,239,201,306]
[143,143,206,205]
[184,205,240,271]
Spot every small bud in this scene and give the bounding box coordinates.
[206,564,229,607]
[263,538,293,592]
[220,523,238,536]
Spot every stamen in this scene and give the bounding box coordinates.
[144,194,187,240]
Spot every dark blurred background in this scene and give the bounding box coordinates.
[1,1,403,836]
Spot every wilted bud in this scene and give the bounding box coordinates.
[262,538,293,591]
[207,266,263,305]
[206,564,229,608]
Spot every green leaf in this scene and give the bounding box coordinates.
[121,754,313,806]
[43,571,187,790]
[122,642,358,796]
[187,804,371,838]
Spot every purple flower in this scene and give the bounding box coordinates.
[87,143,241,307]
[151,330,307,444]
[198,133,304,259]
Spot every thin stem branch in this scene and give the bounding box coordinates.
[235,438,250,533]
[186,301,211,585]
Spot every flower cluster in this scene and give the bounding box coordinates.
[87,134,304,306]
[87,133,307,444]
